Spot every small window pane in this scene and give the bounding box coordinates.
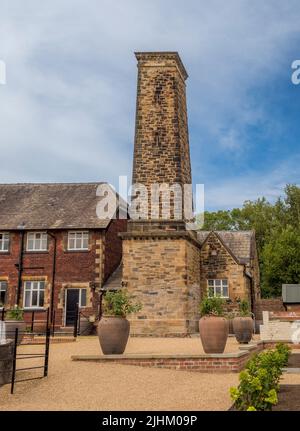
[27,239,34,250]
[222,286,228,297]
[215,280,221,286]
[32,291,38,306]
[208,280,214,286]
[80,289,87,307]
[215,285,221,296]
[25,291,31,308]
[39,290,44,307]
[208,286,214,297]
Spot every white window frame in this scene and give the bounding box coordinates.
[67,231,89,251]
[26,232,48,252]
[0,232,9,252]
[23,280,45,309]
[207,279,229,298]
[0,281,7,308]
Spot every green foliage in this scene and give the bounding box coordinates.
[230,343,291,411]
[199,296,225,317]
[238,300,251,317]
[261,225,300,297]
[198,184,300,297]
[103,289,142,318]
[6,305,24,321]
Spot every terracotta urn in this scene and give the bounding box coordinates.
[97,316,130,354]
[232,316,254,344]
[5,320,26,345]
[199,316,229,354]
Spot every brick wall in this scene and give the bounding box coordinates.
[254,298,285,320]
[0,225,125,327]
[104,219,127,282]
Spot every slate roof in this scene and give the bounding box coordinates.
[0,183,127,230]
[197,230,255,265]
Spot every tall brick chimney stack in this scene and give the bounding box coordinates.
[130,52,192,229]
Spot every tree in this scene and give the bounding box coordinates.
[261,225,300,297]
[198,184,300,298]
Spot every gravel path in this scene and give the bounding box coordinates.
[0,337,239,411]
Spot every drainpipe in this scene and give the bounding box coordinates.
[16,224,26,306]
[47,231,57,324]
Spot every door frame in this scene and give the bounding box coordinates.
[64,288,80,327]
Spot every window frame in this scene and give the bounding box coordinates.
[0,281,7,308]
[207,279,229,298]
[67,231,89,251]
[0,232,10,252]
[26,232,48,252]
[23,280,46,309]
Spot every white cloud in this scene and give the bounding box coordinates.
[0,0,299,208]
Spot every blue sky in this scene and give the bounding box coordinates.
[0,1,300,211]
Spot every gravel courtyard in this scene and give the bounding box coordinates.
[2,336,298,411]
[0,336,243,411]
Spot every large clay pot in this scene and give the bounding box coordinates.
[97,316,130,354]
[5,320,26,345]
[199,316,229,354]
[228,318,234,335]
[233,317,254,344]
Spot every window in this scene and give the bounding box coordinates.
[24,281,45,308]
[27,232,48,251]
[80,289,87,307]
[0,281,7,307]
[0,233,9,252]
[207,279,229,298]
[68,231,89,251]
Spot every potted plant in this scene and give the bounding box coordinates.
[199,296,229,354]
[97,289,142,354]
[5,305,26,345]
[232,300,254,344]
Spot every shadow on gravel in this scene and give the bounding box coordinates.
[273,385,300,411]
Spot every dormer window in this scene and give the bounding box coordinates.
[0,232,9,252]
[27,232,48,251]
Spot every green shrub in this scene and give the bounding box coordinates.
[199,296,225,317]
[238,300,251,317]
[6,305,24,321]
[230,343,291,411]
[103,289,142,318]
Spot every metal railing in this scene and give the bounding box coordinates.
[0,309,51,394]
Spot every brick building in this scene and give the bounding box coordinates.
[0,183,126,328]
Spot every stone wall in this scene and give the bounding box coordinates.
[199,233,250,302]
[122,234,201,336]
